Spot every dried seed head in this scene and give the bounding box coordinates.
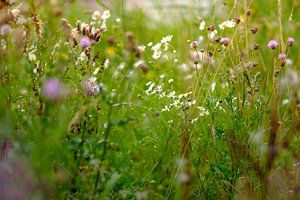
[207,25,215,31]
[274,69,280,77]
[89,24,93,33]
[190,41,199,49]
[88,32,94,39]
[250,26,258,34]
[125,32,136,51]
[72,37,78,46]
[214,37,221,43]
[228,68,236,83]
[94,28,101,35]
[278,53,286,67]
[245,61,257,70]
[32,14,43,37]
[61,18,72,37]
[95,33,101,42]
[139,63,149,74]
[93,52,100,62]
[253,43,261,50]
[135,48,142,58]
[84,47,90,56]
[99,27,106,32]
[233,17,241,24]
[246,8,252,16]
[82,25,87,36]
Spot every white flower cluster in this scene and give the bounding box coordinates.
[144,81,213,124]
[145,81,163,97]
[91,10,111,30]
[149,35,173,60]
[198,19,237,41]
[145,82,208,116]
[219,20,236,30]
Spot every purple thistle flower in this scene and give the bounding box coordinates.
[42,78,62,100]
[80,37,91,48]
[278,53,286,60]
[267,40,278,49]
[220,37,230,47]
[288,37,294,47]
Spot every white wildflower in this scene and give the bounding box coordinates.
[93,67,100,75]
[161,35,173,44]
[151,43,162,51]
[146,81,152,86]
[117,63,126,70]
[159,74,165,79]
[152,50,162,59]
[208,30,218,40]
[167,120,174,124]
[134,60,145,68]
[78,52,87,62]
[199,20,206,30]
[146,83,155,95]
[101,10,111,20]
[191,118,199,124]
[28,49,37,62]
[178,92,192,99]
[161,106,170,112]
[167,91,176,99]
[219,20,236,30]
[92,10,101,20]
[138,45,146,52]
[282,99,289,105]
[211,82,216,92]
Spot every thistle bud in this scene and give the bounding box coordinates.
[190,41,199,49]
[246,8,252,16]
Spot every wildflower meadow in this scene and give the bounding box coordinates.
[1,0,300,199]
